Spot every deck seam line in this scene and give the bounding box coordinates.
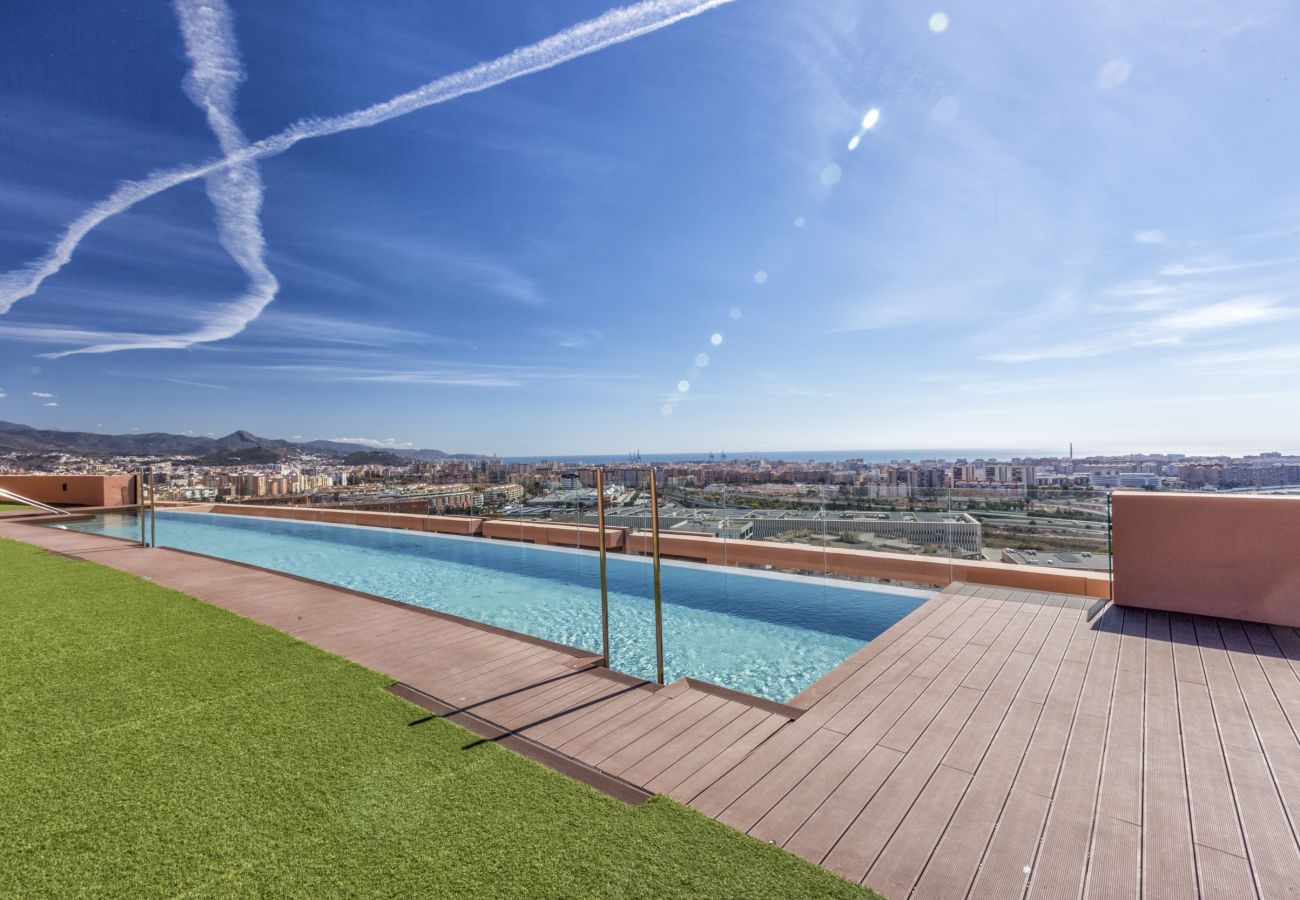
[970,604,1101,900]
[881,599,1063,897]
[1194,618,1262,899]
[842,598,1040,888]
[799,596,1004,874]
[689,593,983,818]
[1215,620,1300,880]
[904,601,1068,898]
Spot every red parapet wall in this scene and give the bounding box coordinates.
[0,474,136,507]
[1112,491,1300,627]
[624,531,1110,596]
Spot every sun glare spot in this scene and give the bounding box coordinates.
[754,270,768,284]
[847,135,861,151]
[793,216,805,228]
[821,163,842,186]
[928,12,949,33]
[677,380,690,393]
[661,403,674,416]
[729,307,741,320]
[861,108,880,130]
[695,353,709,367]
[710,332,723,346]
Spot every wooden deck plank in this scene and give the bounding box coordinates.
[1220,622,1300,828]
[666,711,791,803]
[1195,843,1257,900]
[1084,814,1141,900]
[967,787,1049,900]
[781,744,904,864]
[718,728,845,832]
[1016,658,1089,799]
[790,593,965,708]
[818,686,982,882]
[861,762,970,900]
[600,694,730,776]
[910,698,1044,900]
[1141,611,1198,900]
[1025,711,1108,900]
[619,700,750,787]
[1220,738,1300,897]
[1178,679,1250,858]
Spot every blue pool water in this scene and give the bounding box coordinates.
[63,511,929,702]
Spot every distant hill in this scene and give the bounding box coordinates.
[197,447,285,467]
[342,451,409,466]
[0,421,474,463]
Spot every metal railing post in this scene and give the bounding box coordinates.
[138,465,147,547]
[149,466,157,548]
[595,468,610,667]
[1106,491,1114,602]
[649,466,665,685]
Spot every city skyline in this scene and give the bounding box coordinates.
[3,0,1299,454]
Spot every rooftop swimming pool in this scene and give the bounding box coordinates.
[61,511,930,702]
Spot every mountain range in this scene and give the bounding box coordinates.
[0,421,477,463]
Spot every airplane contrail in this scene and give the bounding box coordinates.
[0,0,737,355]
[54,0,284,358]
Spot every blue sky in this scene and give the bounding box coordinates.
[1,0,1298,455]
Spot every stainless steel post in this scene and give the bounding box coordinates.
[595,468,610,667]
[138,466,146,547]
[1106,491,1114,602]
[649,466,665,685]
[148,466,157,548]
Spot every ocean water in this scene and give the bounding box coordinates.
[63,511,930,702]
[500,448,1052,464]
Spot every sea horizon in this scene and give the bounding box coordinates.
[499,448,1058,465]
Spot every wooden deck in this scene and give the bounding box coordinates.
[7,517,1300,898]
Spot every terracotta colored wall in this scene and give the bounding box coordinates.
[481,519,626,550]
[183,503,1107,596]
[624,531,1110,596]
[0,474,135,507]
[1113,491,1300,626]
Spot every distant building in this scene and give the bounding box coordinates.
[1001,548,1110,571]
[584,507,982,553]
[1089,473,1160,489]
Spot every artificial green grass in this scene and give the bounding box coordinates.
[0,502,30,510]
[0,538,876,899]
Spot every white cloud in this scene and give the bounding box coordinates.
[31,391,55,398]
[771,386,839,398]
[1133,229,1165,244]
[984,295,1296,364]
[326,436,415,449]
[44,401,58,407]
[1159,258,1296,277]
[1107,280,1173,298]
[1152,295,1297,331]
[1180,345,1300,368]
